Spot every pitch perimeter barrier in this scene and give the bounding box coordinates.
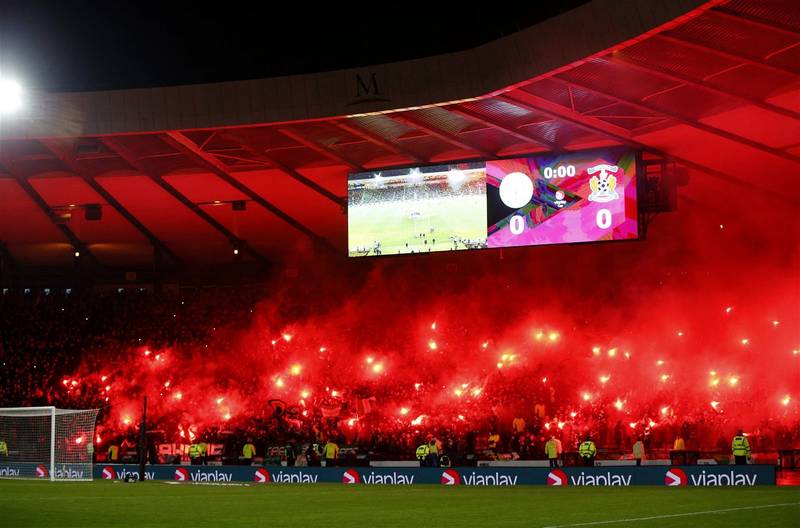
[72,464,777,486]
[0,462,88,479]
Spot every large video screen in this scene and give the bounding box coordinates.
[347,147,638,257]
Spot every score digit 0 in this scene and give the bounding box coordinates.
[596,208,612,229]
[510,215,525,235]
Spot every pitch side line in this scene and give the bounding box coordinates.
[542,502,800,528]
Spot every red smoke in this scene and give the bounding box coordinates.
[64,165,799,448]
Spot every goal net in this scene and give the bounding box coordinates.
[0,407,100,481]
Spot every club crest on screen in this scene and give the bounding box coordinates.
[587,164,620,203]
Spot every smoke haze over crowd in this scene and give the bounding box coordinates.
[46,165,798,449]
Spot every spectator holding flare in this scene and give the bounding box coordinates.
[673,434,685,451]
[242,438,256,465]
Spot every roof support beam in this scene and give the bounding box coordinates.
[333,120,427,165]
[389,112,494,158]
[0,161,99,266]
[447,104,562,152]
[609,54,800,121]
[496,91,787,203]
[277,127,363,171]
[710,7,800,39]
[102,137,267,263]
[655,34,800,77]
[220,131,346,208]
[40,139,182,266]
[549,76,800,165]
[0,240,17,274]
[162,131,335,251]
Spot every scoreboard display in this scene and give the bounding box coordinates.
[347,147,639,257]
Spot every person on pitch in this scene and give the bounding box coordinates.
[323,438,339,467]
[632,436,645,466]
[545,435,558,468]
[307,442,322,467]
[732,429,751,465]
[426,434,440,467]
[416,442,429,467]
[241,438,256,466]
[189,442,202,465]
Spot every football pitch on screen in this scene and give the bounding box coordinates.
[2,480,799,528]
[348,195,486,256]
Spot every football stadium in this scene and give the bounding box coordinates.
[0,1,799,526]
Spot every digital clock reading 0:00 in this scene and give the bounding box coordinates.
[542,165,576,179]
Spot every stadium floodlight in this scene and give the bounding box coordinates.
[0,78,23,114]
[447,168,466,190]
[0,407,99,481]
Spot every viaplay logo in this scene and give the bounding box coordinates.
[441,469,461,485]
[547,469,568,486]
[174,467,190,482]
[665,468,687,487]
[102,466,117,480]
[254,467,270,483]
[36,465,48,478]
[342,468,360,484]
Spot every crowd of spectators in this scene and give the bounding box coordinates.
[2,287,799,466]
[0,287,261,409]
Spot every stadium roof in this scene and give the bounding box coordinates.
[0,0,798,269]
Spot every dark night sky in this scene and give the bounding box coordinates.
[0,1,587,92]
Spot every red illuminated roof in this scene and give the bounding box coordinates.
[0,0,797,267]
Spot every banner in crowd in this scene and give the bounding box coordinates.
[68,464,778,486]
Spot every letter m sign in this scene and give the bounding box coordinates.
[348,73,390,105]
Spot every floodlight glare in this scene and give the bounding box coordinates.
[0,79,23,114]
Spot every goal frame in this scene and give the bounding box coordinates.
[0,406,98,481]
[1,406,56,481]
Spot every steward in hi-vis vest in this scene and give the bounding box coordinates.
[732,429,751,465]
[189,443,202,465]
[416,444,429,467]
[545,437,559,468]
[578,434,596,467]
[632,437,645,466]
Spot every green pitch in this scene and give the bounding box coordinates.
[2,480,798,528]
[348,195,486,255]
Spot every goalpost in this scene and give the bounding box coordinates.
[0,407,100,481]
